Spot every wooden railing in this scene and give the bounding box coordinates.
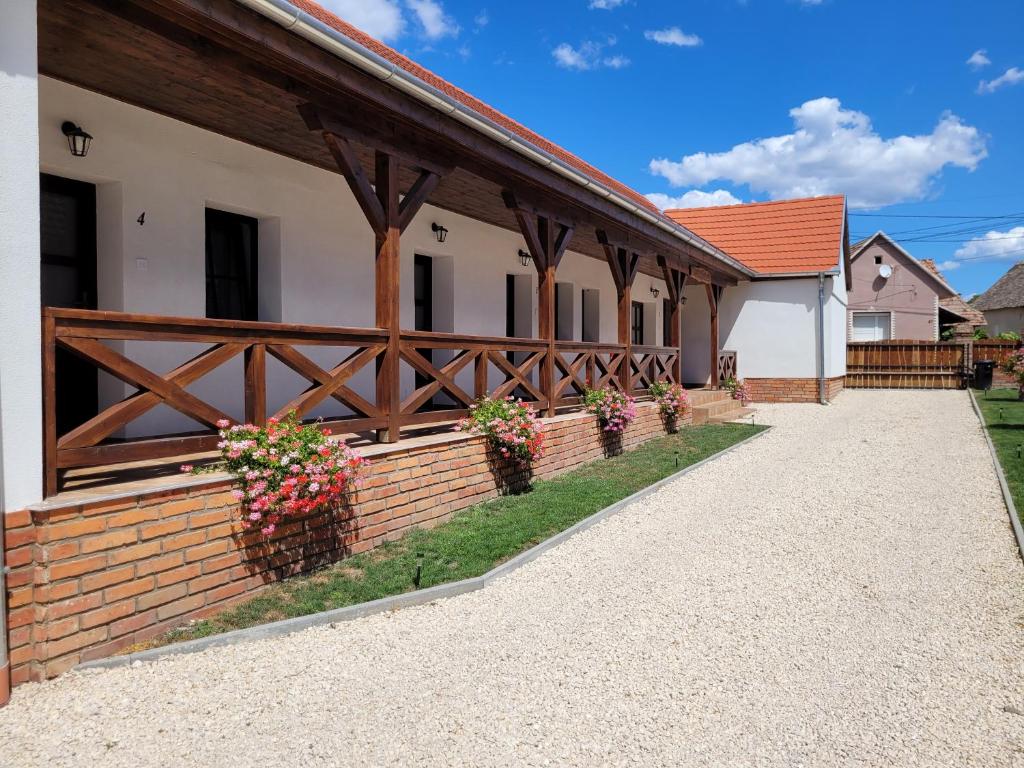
[43,308,680,494]
[717,350,737,383]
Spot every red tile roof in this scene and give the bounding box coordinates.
[290,0,660,216]
[665,195,847,275]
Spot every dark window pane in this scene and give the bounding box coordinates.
[205,208,258,321]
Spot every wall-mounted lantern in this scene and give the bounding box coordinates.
[431,222,448,243]
[517,249,532,267]
[650,286,660,299]
[61,121,92,158]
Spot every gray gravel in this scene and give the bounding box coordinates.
[3,390,1023,767]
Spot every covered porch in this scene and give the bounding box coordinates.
[30,0,751,498]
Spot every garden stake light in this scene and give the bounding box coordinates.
[413,552,425,588]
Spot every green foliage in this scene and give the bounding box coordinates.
[998,331,1022,342]
[974,327,990,340]
[137,423,764,651]
[976,389,1024,528]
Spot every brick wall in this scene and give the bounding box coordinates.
[4,402,684,685]
[745,376,846,403]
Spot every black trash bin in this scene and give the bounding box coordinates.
[974,359,995,390]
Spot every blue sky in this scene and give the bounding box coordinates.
[328,0,1022,297]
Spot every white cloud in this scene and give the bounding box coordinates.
[648,97,987,209]
[474,10,489,27]
[936,260,961,271]
[977,66,1024,94]
[406,0,460,39]
[644,27,702,47]
[646,190,743,210]
[967,49,991,70]
[553,39,629,70]
[320,0,405,40]
[953,227,1024,263]
[589,0,626,8]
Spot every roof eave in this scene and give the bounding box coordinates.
[232,0,755,279]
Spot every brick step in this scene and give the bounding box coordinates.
[707,406,756,424]
[687,389,733,406]
[691,395,741,425]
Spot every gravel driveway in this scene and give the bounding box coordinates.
[2,390,1023,767]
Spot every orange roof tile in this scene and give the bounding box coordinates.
[290,0,660,216]
[665,196,847,275]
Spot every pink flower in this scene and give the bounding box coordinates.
[216,419,230,428]
[179,464,194,473]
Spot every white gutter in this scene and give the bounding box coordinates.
[232,0,754,279]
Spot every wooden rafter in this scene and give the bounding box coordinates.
[657,254,688,305]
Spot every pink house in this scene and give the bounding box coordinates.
[847,232,971,341]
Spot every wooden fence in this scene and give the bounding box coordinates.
[847,339,1021,390]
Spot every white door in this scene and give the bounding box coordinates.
[851,312,891,341]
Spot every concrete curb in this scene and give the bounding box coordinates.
[77,425,771,672]
[967,388,1024,565]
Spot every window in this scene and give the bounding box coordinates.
[874,254,883,265]
[851,312,891,341]
[206,208,258,321]
[582,289,600,342]
[631,301,644,345]
[414,255,433,393]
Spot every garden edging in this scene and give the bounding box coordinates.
[968,388,1024,564]
[76,425,771,672]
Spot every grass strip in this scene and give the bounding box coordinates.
[133,423,764,651]
[975,388,1024,526]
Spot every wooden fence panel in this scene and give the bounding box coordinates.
[846,341,967,390]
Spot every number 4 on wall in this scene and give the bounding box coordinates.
[137,212,145,226]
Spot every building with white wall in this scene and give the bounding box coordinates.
[0,0,865,514]
[670,196,850,402]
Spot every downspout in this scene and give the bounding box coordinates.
[818,273,827,405]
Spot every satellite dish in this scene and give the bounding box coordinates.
[878,264,893,279]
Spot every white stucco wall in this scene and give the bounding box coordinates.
[37,77,669,438]
[0,4,42,512]
[720,279,820,379]
[681,263,846,386]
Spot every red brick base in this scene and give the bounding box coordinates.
[745,376,846,403]
[3,402,686,686]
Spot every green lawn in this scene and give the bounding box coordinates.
[133,423,764,652]
[975,387,1024,524]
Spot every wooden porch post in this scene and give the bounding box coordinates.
[302,105,444,442]
[707,283,722,389]
[375,151,402,442]
[504,192,573,417]
[598,231,640,394]
[658,255,687,384]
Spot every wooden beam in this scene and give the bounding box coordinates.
[80,0,748,283]
[375,151,401,441]
[658,255,687,383]
[322,132,385,236]
[398,169,441,233]
[707,283,723,389]
[504,190,576,415]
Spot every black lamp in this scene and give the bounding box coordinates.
[517,249,532,267]
[61,121,92,158]
[650,286,660,299]
[431,222,448,243]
